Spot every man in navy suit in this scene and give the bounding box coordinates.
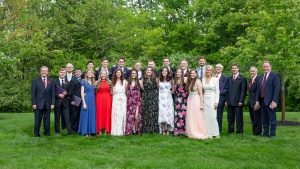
[215,63,228,133]
[255,61,280,138]
[225,64,247,134]
[69,68,82,132]
[31,66,55,137]
[196,56,206,81]
[248,66,262,135]
[96,58,111,80]
[110,57,130,79]
[54,68,73,135]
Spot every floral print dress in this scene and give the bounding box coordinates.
[174,83,188,136]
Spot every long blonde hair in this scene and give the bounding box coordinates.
[203,65,215,79]
[95,70,111,90]
[85,69,95,85]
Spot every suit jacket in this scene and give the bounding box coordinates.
[256,72,280,105]
[227,74,247,106]
[183,69,189,77]
[31,76,55,110]
[65,73,73,82]
[111,66,130,79]
[69,76,82,102]
[55,79,71,108]
[248,76,258,108]
[218,74,228,106]
[96,67,111,80]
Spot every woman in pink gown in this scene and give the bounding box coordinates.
[185,69,209,139]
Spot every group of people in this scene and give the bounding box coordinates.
[31,56,280,139]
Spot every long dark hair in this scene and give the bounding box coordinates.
[143,66,156,84]
[159,67,172,82]
[175,68,184,87]
[111,68,124,86]
[185,69,197,92]
[128,69,140,89]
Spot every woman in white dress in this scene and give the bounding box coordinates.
[111,68,127,136]
[185,69,208,140]
[202,65,220,138]
[157,67,174,135]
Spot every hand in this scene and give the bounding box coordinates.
[71,101,75,105]
[59,94,65,99]
[238,102,243,106]
[270,102,277,110]
[63,91,67,95]
[95,67,100,71]
[32,105,37,110]
[214,103,218,110]
[254,102,260,111]
[200,106,203,110]
[225,102,227,106]
[51,105,54,110]
[128,67,132,70]
[83,104,87,109]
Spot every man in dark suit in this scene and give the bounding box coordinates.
[96,58,111,80]
[180,60,189,77]
[255,61,280,138]
[69,68,82,132]
[31,66,55,137]
[54,68,73,135]
[225,64,247,134]
[81,60,96,79]
[142,60,159,77]
[248,66,262,135]
[162,58,176,79]
[215,63,228,133]
[110,57,130,79]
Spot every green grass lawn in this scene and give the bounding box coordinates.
[0,112,299,169]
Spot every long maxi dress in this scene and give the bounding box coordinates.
[111,82,127,136]
[78,80,96,136]
[158,81,174,133]
[185,81,209,139]
[125,84,142,135]
[142,78,159,133]
[174,83,188,136]
[203,77,220,137]
[95,80,112,134]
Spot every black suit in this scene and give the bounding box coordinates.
[69,76,82,132]
[54,79,73,134]
[248,76,262,135]
[183,69,189,77]
[111,66,130,79]
[31,76,55,136]
[217,74,228,133]
[227,74,247,133]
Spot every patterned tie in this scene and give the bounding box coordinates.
[232,75,235,83]
[200,67,203,80]
[260,74,267,98]
[249,77,253,90]
[43,78,46,89]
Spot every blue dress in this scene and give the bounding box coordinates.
[78,80,96,135]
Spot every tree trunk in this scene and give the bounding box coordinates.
[280,69,285,122]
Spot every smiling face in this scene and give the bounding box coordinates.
[205,68,213,77]
[102,60,109,68]
[59,70,66,79]
[180,61,188,70]
[86,70,93,78]
[190,70,197,79]
[100,70,107,80]
[75,69,82,78]
[198,59,206,67]
[249,67,257,77]
[134,62,141,71]
[87,63,94,69]
[131,70,137,79]
[66,64,74,73]
[263,62,271,74]
[162,68,168,77]
[163,59,170,67]
[215,64,223,74]
[115,70,122,78]
[146,67,153,76]
[176,69,182,78]
[40,67,49,78]
[148,61,155,69]
[118,59,125,67]
[231,65,239,75]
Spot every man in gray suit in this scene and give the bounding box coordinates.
[31,66,55,137]
[196,56,206,81]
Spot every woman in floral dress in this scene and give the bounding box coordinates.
[173,68,188,136]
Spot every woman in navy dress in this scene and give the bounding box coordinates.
[78,69,96,137]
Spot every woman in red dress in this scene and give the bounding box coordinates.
[95,70,112,135]
[125,69,142,135]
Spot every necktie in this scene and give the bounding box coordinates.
[260,74,267,98]
[249,77,253,90]
[61,79,65,88]
[43,78,46,89]
[232,75,235,83]
[200,67,203,80]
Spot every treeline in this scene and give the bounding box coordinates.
[1,0,300,112]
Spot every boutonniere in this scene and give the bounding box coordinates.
[238,75,241,79]
[142,75,144,79]
[109,69,112,74]
[64,81,68,85]
[170,71,173,74]
[47,80,51,84]
[219,77,222,81]
[254,78,257,82]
